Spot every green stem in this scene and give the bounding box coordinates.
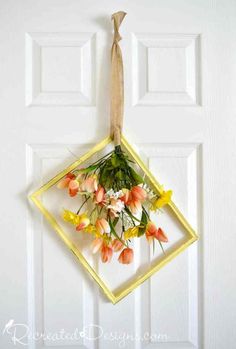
[90,206,97,219]
[142,205,150,220]
[158,240,166,255]
[98,205,104,215]
[124,207,143,223]
[76,196,90,214]
[109,217,128,248]
[88,151,113,167]
[120,211,126,239]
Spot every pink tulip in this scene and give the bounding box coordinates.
[155,227,168,242]
[130,186,147,202]
[101,245,113,263]
[57,177,70,189]
[91,238,103,254]
[145,222,168,243]
[120,189,130,204]
[68,179,80,197]
[125,186,146,214]
[112,239,124,252]
[128,199,142,214]
[57,173,75,189]
[118,248,134,264]
[95,218,111,234]
[95,185,105,204]
[76,171,85,182]
[145,222,157,243]
[80,176,98,193]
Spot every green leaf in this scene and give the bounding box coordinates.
[99,166,110,186]
[138,210,148,237]
[115,169,124,180]
[80,165,97,173]
[158,240,166,255]
[113,217,119,227]
[124,207,143,223]
[111,154,120,167]
[108,218,127,247]
[129,167,144,185]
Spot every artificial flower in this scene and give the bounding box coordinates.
[125,186,146,214]
[62,209,80,225]
[128,199,142,214]
[75,171,86,182]
[107,198,124,217]
[75,213,90,231]
[84,224,99,235]
[57,173,75,189]
[155,228,168,242]
[59,145,172,265]
[95,185,106,204]
[95,218,111,234]
[150,190,172,211]
[105,189,123,200]
[120,188,130,204]
[68,179,80,197]
[124,226,139,239]
[118,248,134,264]
[101,244,113,263]
[80,175,98,193]
[112,239,124,252]
[145,221,157,243]
[91,238,103,254]
[145,222,168,243]
[130,186,147,202]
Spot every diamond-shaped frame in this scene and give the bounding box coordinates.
[29,135,198,304]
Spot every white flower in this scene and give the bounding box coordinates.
[105,189,115,198]
[142,183,155,199]
[115,190,123,199]
[107,199,124,213]
[105,189,123,200]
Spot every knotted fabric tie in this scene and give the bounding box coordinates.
[110,11,126,146]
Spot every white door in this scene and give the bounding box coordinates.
[1,1,236,348]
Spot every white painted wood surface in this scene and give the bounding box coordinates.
[0,1,236,348]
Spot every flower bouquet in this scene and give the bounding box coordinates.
[57,145,172,265]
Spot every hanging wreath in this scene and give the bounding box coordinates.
[57,145,172,264]
[57,12,172,265]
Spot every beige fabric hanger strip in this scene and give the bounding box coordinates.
[110,11,126,146]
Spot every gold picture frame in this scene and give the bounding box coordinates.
[29,135,198,304]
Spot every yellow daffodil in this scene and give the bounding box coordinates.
[84,224,102,237]
[150,190,172,211]
[124,226,140,240]
[62,210,90,231]
[75,213,90,231]
[84,224,96,233]
[62,209,80,225]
